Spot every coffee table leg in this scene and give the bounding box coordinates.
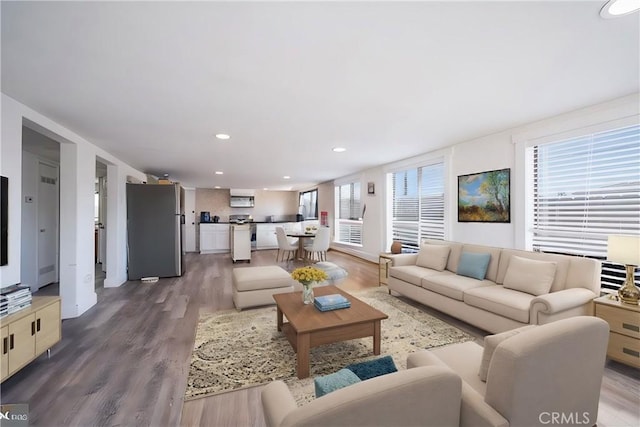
[277,306,283,332]
[296,332,310,379]
[373,320,381,355]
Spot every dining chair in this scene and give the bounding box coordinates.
[276,227,298,262]
[304,226,330,262]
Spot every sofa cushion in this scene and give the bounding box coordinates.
[479,325,537,381]
[345,355,398,381]
[422,272,494,301]
[457,252,492,280]
[416,244,451,271]
[503,256,557,296]
[314,368,361,398]
[460,244,502,282]
[423,239,464,272]
[389,265,439,286]
[497,249,569,292]
[464,286,534,323]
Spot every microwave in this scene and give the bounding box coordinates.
[230,196,254,208]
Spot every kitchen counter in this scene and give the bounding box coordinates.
[199,221,306,225]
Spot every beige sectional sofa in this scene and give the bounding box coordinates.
[388,239,601,333]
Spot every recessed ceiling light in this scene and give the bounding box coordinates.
[283,175,291,179]
[215,171,223,175]
[263,187,268,190]
[215,134,230,140]
[600,0,640,18]
[332,147,347,153]
[214,186,221,189]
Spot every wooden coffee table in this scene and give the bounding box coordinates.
[273,285,388,379]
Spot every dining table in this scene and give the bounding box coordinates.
[286,232,316,261]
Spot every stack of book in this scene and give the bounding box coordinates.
[314,294,351,312]
[1,284,32,318]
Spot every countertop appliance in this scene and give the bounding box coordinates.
[230,224,251,263]
[126,183,183,280]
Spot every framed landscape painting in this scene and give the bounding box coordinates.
[458,168,510,223]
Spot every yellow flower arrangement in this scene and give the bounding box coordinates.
[291,266,328,287]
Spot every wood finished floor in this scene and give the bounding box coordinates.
[0,250,638,427]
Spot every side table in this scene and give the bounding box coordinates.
[379,253,393,287]
[594,295,640,368]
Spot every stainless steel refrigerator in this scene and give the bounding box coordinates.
[126,183,183,280]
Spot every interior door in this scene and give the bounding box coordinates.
[37,162,58,287]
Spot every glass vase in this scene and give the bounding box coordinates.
[302,283,314,304]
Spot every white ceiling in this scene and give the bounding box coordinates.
[2,1,638,190]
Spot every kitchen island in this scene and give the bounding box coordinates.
[199,220,319,253]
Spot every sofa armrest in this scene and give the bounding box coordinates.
[530,288,597,319]
[261,380,298,427]
[406,349,449,369]
[459,383,509,427]
[273,366,461,427]
[388,253,418,266]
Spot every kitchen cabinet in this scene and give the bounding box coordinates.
[256,224,278,250]
[1,296,61,383]
[199,223,230,254]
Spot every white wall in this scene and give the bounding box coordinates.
[0,94,146,318]
[20,151,39,288]
[449,132,515,248]
[329,93,639,262]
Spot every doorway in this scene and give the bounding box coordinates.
[95,160,108,292]
[21,126,60,293]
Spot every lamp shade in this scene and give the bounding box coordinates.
[607,235,640,266]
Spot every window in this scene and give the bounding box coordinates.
[299,189,318,219]
[391,161,445,251]
[531,124,640,290]
[335,182,362,245]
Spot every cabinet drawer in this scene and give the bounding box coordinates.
[607,332,640,368]
[596,304,640,339]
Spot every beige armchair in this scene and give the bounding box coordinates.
[261,365,462,427]
[408,316,609,427]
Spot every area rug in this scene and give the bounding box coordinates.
[185,287,473,404]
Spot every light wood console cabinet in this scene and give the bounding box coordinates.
[594,295,640,368]
[0,296,61,382]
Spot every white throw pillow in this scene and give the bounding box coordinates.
[502,255,557,296]
[479,325,537,381]
[415,244,451,271]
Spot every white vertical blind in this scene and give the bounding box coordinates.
[336,182,362,245]
[391,162,444,250]
[531,124,640,289]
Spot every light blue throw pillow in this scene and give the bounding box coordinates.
[314,368,361,397]
[457,252,491,280]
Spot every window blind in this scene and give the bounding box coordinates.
[531,124,640,289]
[336,182,362,245]
[391,162,444,250]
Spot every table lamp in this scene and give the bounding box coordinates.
[607,235,640,305]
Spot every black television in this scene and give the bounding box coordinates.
[1,176,7,266]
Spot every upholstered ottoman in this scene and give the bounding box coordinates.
[315,261,348,285]
[232,266,296,310]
